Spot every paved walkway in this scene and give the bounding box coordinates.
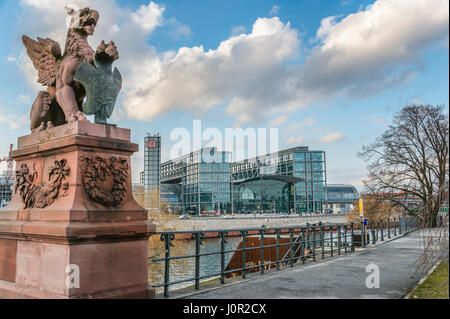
[184,230,443,299]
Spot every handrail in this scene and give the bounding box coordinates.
[151,216,420,297]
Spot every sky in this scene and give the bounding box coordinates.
[0,0,448,190]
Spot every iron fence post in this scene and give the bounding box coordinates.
[344,225,348,253]
[193,232,204,290]
[371,220,376,244]
[306,223,311,250]
[330,225,334,257]
[380,219,384,241]
[219,231,227,284]
[312,224,316,262]
[350,223,354,252]
[161,233,174,297]
[289,228,294,267]
[301,228,306,264]
[399,217,402,234]
[276,229,280,270]
[393,217,397,236]
[361,221,366,248]
[241,230,248,279]
[388,218,391,239]
[259,228,265,274]
[321,224,325,259]
[338,225,342,255]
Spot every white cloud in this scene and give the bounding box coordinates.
[166,17,192,40]
[269,115,289,127]
[287,117,316,132]
[131,1,165,32]
[287,135,304,145]
[123,17,300,126]
[231,25,246,37]
[123,0,448,126]
[16,0,450,127]
[0,107,28,130]
[18,94,32,104]
[270,5,280,16]
[316,131,345,143]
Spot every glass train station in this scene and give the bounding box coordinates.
[159,146,328,215]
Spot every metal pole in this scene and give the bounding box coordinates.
[344,225,348,253]
[312,224,316,262]
[350,223,354,252]
[388,218,391,239]
[338,225,342,255]
[361,221,365,248]
[321,224,325,259]
[330,225,334,257]
[276,229,280,270]
[220,232,227,284]
[301,228,306,264]
[162,233,174,297]
[380,219,384,241]
[289,228,294,267]
[241,230,248,279]
[194,232,202,290]
[260,228,265,274]
[371,220,376,244]
[393,217,397,236]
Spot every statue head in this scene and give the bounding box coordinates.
[67,7,99,36]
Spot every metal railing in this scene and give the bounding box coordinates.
[151,217,420,297]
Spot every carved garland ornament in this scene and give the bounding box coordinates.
[15,159,70,209]
[79,155,128,207]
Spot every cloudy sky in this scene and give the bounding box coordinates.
[0,0,448,189]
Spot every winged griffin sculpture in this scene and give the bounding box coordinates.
[22,7,121,132]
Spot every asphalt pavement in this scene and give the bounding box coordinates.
[184,229,443,299]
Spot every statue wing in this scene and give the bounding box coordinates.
[22,35,62,86]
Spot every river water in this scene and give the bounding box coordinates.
[151,236,243,293]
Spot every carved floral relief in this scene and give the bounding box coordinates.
[79,155,128,207]
[14,159,70,209]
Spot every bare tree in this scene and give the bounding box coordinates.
[359,104,449,228]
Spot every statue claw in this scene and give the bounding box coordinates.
[67,113,77,123]
[76,111,88,122]
[47,121,54,129]
[31,121,46,133]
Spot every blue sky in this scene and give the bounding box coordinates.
[0,0,448,189]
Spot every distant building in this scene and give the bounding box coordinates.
[161,146,328,215]
[143,133,161,209]
[325,184,359,214]
[161,147,231,214]
[0,174,13,208]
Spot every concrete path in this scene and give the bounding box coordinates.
[184,230,442,299]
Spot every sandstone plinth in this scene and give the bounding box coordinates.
[0,121,155,299]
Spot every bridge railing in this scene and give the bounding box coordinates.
[151,217,419,297]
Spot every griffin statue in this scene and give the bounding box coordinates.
[22,7,121,132]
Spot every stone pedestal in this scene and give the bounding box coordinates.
[0,121,155,299]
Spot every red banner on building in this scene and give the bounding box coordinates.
[146,141,156,148]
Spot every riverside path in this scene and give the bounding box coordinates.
[180,229,445,299]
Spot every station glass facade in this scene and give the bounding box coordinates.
[231,147,327,213]
[325,184,359,214]
[161,148,231,214]
[159,146,327,214]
